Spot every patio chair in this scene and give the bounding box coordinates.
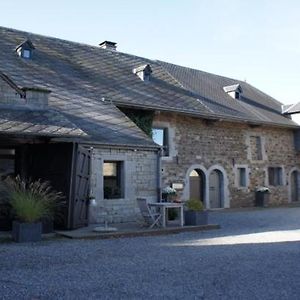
[136,198,162,229]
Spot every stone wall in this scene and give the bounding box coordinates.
[89,147,158,223]
[153,112,300,208]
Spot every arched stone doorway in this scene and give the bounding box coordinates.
[189,169,205,203]
[290,170,300,202]
[209,169,224,208]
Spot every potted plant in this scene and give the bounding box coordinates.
[0,176,63,242]
[254,186,270,207]
[184,199,208,226]
[162,186,177,202]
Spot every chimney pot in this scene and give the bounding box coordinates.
[99,41,117,51]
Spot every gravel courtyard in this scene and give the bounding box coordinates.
[1,207,300,300]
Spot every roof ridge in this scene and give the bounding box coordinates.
[157,59,244,84]
[0,25,157,64]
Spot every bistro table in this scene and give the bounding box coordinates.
[148,202,184,228]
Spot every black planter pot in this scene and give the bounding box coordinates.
[12,221,42,243]
[184,210,208,226]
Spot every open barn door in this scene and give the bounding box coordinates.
[69,144,91,229]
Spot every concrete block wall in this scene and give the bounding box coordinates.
[89,147,158,224]
[154,112,300,208]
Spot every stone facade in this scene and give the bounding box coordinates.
[89,147,158,223]
[153,112,300,208]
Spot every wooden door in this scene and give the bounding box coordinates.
[189,170,204,202]
[291,170,299,202]
[70,145,91,229]
[209,170,222,208]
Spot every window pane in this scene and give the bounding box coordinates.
[103,161,123,199]
[268,167,282,186]
[238,168,246,187]
[268,167,275,185]
[152,128,164,146]
[256,137,262,160]
[250,136,263,160]
[103,162,117,176]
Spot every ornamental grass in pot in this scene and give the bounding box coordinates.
[0,176,63,242]
[184,199,208,226]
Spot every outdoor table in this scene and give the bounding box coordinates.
[148,202,184,228]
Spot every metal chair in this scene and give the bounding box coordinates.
[136,198,162,229]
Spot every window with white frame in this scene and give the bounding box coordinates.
[152,127,169,156]
[268,167,283,186]
[103,161,124,199]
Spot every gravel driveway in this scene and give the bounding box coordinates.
[1,207,300,299]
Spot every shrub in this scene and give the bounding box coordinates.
[185,199,204,211]
[0,176,64,223]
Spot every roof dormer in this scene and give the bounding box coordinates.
[15,39,35,59]
[133,64,152,81]
[223,84,242,100]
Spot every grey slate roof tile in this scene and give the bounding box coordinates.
[0,108,86,137]
[0,25,297,149]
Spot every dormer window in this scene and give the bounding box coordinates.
[15,39,35,59]
[223,84,243,100]
[133,64,152,81]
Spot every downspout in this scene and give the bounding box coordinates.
[157,147,163,202]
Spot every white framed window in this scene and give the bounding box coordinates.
[22,49,31,59]
[152,127,169,156]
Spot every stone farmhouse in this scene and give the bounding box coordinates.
[0,26,299,229]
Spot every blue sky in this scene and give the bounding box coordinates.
[1,0,299,104]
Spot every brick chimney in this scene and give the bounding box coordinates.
[99,41,117,51]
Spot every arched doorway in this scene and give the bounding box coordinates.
[189,169,205,203]
[290,170,300,202]
[209,169,223,208]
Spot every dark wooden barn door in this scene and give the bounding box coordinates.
[70,145,91,229]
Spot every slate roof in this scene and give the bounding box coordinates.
[0,106,85,137]
[0,26,297,147]
[282,102,300,115]
[158,61,297,127]
[0,27,157,147]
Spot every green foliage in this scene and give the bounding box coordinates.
[185,199,204,211]
[0,176,64,223]
[119,108,154,137]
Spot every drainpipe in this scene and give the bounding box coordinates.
[157,147,163,202]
